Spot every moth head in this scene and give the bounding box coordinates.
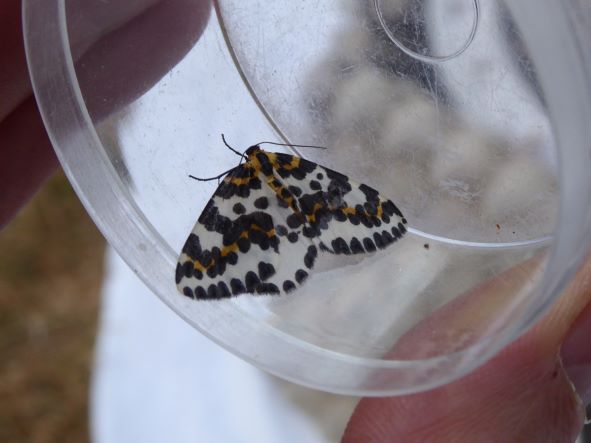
[244,145,262,157]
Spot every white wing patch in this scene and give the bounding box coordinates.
[176,165,318,299]
[176,146,407,299]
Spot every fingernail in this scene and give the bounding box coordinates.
[561,302,591,405]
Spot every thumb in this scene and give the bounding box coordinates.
[342,257,591,442]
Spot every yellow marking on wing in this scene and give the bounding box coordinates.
[280,195,297,211]
[227,177,251,186]
[250,225,276,237]
[245,151,264,174]
[265,174,281,189]
[305,202,326,223]
[224,162,262,186]
[193,261,207,273]
[270,154,300,171]
[220,243,238,258]
[305,203,387,225]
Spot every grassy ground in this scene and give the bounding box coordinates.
[0,172,105,443]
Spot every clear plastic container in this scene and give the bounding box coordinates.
[23,0,591,395]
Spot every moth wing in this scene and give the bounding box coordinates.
[270,152,408,255]
[176,165,318,299]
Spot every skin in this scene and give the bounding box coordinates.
[1,0,211,228]
[3,1,591,440]
[343,257,591,442]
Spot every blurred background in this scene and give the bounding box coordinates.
[0,173,105,442]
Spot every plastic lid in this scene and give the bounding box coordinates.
[23,0,591,395]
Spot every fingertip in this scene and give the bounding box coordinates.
[0,97,59,229]
[342,336,584,442]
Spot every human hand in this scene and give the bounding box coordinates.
[342,256,591,442]
[0,0,211,228]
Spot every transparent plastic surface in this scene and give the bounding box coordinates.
[23,0,591,395]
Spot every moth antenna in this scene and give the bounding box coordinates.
[256,140,327,150]
[221,134,246,157]
[189,166,236,182]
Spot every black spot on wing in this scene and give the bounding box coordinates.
[207,284,219,299]
[391,226,403,239]
[238,237,250,253]
[347,212,361,225]
[302,225,320,239]
[304,245,317,269]
[276,225,288,236]
[358,183,380,202]
[258,261,276,281]
[283,280,296,293]
[200,250,212,267]
[226,252,238,265]
[331,237,351,255]
[175,263,184,284]
[254,196,269,209]
[245,271,260,292]
[287,213,304,229]
[295,269,308,284]
[217,281,231,298]
[363,237,377,252]
[181,261,193,278]
[382,199,403,218]
[256,283,280,294]
[182,233,202,260]
[230,278,246,295]
[373,232,385,249]
[195,287,207,299]
[350,237,364,254]
[233,202,246,214]
[398,222,407,234]
[382,230,395,246]
[288,185,302,197]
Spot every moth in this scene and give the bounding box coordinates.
[176,136,407,299]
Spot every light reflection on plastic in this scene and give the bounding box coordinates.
[374,0,480,63]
